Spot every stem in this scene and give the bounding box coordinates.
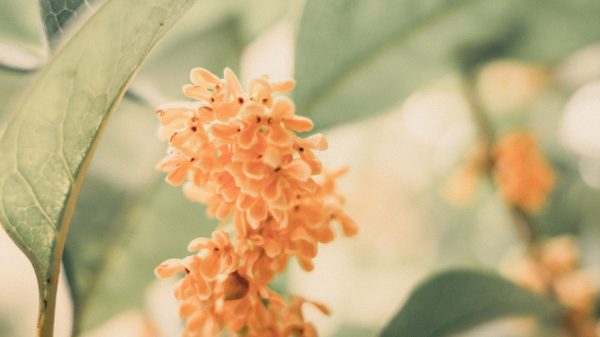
[36,270,60,337]
[460,72,540,247]
[460,71,583,336]
[508,207,538,249]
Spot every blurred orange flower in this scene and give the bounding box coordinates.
[504,235,599,335]
[493,131,555,212]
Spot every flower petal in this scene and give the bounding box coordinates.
[166,161,191,186]
[249,78,271,103]
[178,301,196,318]
[154,258,185,278]
[236,193,254,210]
[248,199,268,225]
[298,257,314,272]
[188,237,215,252]
[267,123,293,147]
[243,160,265,180]
[200,253,221,280]
[262,146,282,168]
[336,211,358,236]
[317,226,335,243]
[190,67,220,85]
[270,97,294,119]
[183,84,212,101]
[264,238,281,258]
[212,230,230,248]
[303,133,328,150]
[211,122,240,139]
[238,123,259,149]
[284,159,311,182]
[214,101,239,121]
[156,107,192,125]
[224,67,244,98]
[262,176,282,202]
[284,115,313,132]
[233,211,248,238]
[216,201,234,220]
[271,79,295,92]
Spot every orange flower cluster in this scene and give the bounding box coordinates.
[154,67,357,337]
[504,236,599,337]
[493,131,555,212]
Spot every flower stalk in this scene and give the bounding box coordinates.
[460,73,539,247]
[461,70,597,337]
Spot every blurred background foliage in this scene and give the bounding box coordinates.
[1,0,600,336]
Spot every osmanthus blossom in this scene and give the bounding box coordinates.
[503,235,599,337]
[154,67,357,337]
[443,131,555,212]
[493,131,555,212]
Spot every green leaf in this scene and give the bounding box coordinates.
[62,175,130,321]
[0,0,198,335]
[38,0,98,50]
[0,68,36,124]
[131,10,243,103]
[236,0,293,43]
[59,11,245,329]
[0,0,45,69]
[379,269,561,337]
[60,97,160,334]
[295,0,600,130]
[60,96,215,333]
[74,180,216,332]
[532,159,584,237]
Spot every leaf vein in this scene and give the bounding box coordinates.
[14,170,58,234]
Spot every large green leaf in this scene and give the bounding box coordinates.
[58,9,245,330]
[0,0,198,335]
[63,176,130,308]
[76,181,216,331]
[61,97,162,334]
[295,0,600,130]
[235,0,293,43]
[379,269,561,337]
[61,95,217,334]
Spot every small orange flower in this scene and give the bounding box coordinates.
[282,296,330,337]
[187,230,238,280]
[154,67,356,337]
[540,235,579,277]
[503,235,599,328]
[493,131,555,212]
[555,271,598,314]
